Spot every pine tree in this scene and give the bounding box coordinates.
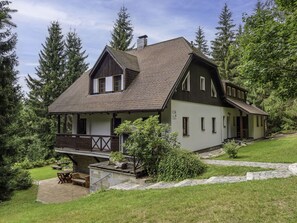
[211,3,236,80]
[0,0,21,201]
[110,6,134,51]
[64,30,89,89]
[25,21,65,156]
[194,26,210,55]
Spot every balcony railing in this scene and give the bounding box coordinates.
[55,134,120,153]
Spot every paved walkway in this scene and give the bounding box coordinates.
[203,159,290,170]
[108,161,297,191]
[37,178,89,204]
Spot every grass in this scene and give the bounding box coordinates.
[1,177,297,223]
[29,166,59,181]
[217,134,297,163]
[197,165,269,179]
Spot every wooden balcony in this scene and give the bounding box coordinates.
[55,134,120,157]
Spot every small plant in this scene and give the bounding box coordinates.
[157,148,207,181]
[109,152,125,163]
[223,140,240,158]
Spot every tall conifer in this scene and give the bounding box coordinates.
[194,26,210,56]
[110,6,134,50]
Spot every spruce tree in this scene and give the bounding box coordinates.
[194,26,210,55]
[0,0,21,201]
[211,3,236,80]
[110,6,134,51]
[64,30,89,89]
[26,21,65,157]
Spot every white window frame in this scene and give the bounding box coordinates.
[200,76,205,91]
[182,72,190,91]
[211,80,217,98]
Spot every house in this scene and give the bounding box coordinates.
[49,36,268,174]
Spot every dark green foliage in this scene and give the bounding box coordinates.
[0,0,21,202]
[223,140,239,158]
[157,149,207,181]
[12,168,33,190]
[194,26,209,55]
[25,21,66,159]
[110,6,134,50]
[236,1,297,131]
[211,3,237,80]
[115,116,180,176]
[64,31,88,89]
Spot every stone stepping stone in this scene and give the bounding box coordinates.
[109,182,141,190]
[145,181,176,189]
[205,176,246,184]
[246,170,293,181]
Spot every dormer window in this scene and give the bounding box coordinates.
[99,78,105,94]
[200,76,205,91]
[227,86,231,96]
[211,80,217,98]
[182,72,190,91]
[113,75,122,92]
[232,88,236,97]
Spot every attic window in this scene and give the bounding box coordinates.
[232,88,236,97]
[211,80,217,98]
[113,75,122,92]
[200,76,205,91]
[182,72,190,91]
[99,78,105,94]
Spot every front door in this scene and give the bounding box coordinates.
[236,116,248,138]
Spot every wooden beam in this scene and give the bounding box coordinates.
[158,111,162,123]
[240,111,243,139]
[94,157,100,163]
[65,154,77,166]
[63,114,67,133]
[57,115,61,134]
[77,114,80,134]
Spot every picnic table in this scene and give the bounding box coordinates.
[57,170,72,184]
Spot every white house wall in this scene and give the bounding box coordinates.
[249,115,265,139]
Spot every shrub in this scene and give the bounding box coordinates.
[223,140,240,158]
[110,152,125,163]
[14,158,33,169]
[115,115,180,176]
[12,168,33,190]
[157,149,207,182]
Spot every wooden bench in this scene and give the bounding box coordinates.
[72,173,90,188]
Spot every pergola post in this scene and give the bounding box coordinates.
[63,114,67,133]
[240,111,243,139]
[57,115,61,134]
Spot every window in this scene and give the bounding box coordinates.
[223,116,226,128]
[200,76,205,91]
[182,117,189,136]
[201,117,205,131]
[77,118,86,134]
[93,78,99,94]
[232,88,236,97]
[99,78,105,94]
[233,116,236,127]
[182,72,190,91]
[105,76,113,92]
[113,75,122,92]
[237,90,241,99]
[227,86,231,96]
[212,117,216,133]
[261,116,263,127]
[241,91,245,100]
[256,115,259,127]
[211,80,217,97]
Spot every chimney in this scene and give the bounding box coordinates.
[137,35,148,50]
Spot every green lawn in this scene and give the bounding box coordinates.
[29,166,58,181]
[1,177,297,223]
[216,134,297,163]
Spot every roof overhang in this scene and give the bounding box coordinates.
[225,97,268,116]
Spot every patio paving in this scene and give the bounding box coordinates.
[37,178,89,204]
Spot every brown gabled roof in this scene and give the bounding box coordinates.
[48,37,217,114]
[226,97,268,116]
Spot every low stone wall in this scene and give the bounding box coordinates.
[89,166,138,192]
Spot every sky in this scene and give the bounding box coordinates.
[10,0,259,95]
